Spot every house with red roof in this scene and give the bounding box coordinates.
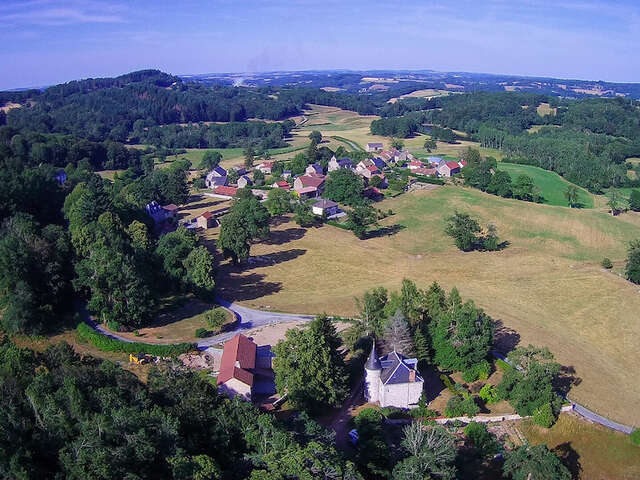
[217,334,274,401]
[272,180,291,190]
[437,161,461,177]
[196,211,216,229]
[213,185,239,198]
[293,174,325,196]
[408,160,424,170]
[256,161,274,174]
[414,167,437,177]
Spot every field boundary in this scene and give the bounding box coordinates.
[331,135,364,151]
[491,350,635,435]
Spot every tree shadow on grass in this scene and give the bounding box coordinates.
[215,272,283,302]
[261,228,307,245]
[555,365,582,396]
[153,298,213,327]
[246,248,307,268]
[493,319,521,355]
[366,224,406,239]
[554,442,582,480]
[270,215,292,228]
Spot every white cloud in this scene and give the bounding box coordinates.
[2,0,126,26]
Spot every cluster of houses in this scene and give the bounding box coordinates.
[216,333,424,410]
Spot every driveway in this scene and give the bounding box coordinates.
[195,296,315,347]
[79,297,314,348]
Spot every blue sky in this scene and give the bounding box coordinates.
[1,0,639,90]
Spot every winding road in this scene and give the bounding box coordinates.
[79,297,315,348]
[81,300,637,436]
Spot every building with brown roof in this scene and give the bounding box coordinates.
[216,334,275,401]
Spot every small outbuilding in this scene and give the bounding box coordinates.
[312,199,339,216]
[196,211,217,229]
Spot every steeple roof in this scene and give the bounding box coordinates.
[365,342,382,370]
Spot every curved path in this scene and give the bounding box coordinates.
[196,296,315,347]
[81,301,636,436]
[79,297,314,348]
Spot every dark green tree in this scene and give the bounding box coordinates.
[347,204,378,239]
[324,169,365,206]
[308,130,323,144]
[200,150,222,170]
[218,191,270,264]
[432,288,494,373]
[625,239,640,284]
[630,189,640,212]
[273,315,349,413]
[486,170,513,197]
[503,444,570,480]
[564,184,580,208]
[265,188,292,215]
[444,211,482,251]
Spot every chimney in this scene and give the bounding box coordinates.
[409,369,416,382]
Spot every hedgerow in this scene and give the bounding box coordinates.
[76,322,195,357]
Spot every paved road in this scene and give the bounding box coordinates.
[196,296,315,348]
[80,297,314,348]
[82,302,636,436]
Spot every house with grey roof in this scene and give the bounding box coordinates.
[364,344,424,408]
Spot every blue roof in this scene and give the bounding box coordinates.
[338,158,353,167]
[212,166,227,176]
[379,351,423,385]
[372,157,386,169]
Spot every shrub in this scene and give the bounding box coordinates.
[462,360,491,382]
[205,308,228,332]
[532,402,556,428]
[464,422,500,457]
[445,395,479,417]
[76,322,195,357]
[631,429,640,446]
[496,358,513,371]
[410,394,438,419]
[478,384,500,404]
[195,327,210,338]
[601,257,613,269]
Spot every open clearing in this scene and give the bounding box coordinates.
[499,163,595,208]
[519,414,640,479]
[387,89,453,103]
[536,102,557,116]
[215,187,640,425]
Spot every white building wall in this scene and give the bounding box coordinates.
[379,380,424,408]
[364,368,381,403]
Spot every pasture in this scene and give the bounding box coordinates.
[214,187,640,425]
[498,163,594,208]
[519,414,640,479]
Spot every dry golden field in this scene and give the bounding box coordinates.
[519,414,640,479]
[213,186,640,425]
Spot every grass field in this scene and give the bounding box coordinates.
[214,187,640,425]
[519,414,640,479]
[536,102,557,116]
[499,163,594,208]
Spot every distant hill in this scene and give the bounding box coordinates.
[186,69,640,99]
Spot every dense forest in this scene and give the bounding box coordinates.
[0,339,360,479]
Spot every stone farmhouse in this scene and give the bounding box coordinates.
[293,173,325,197]
[364,345,424,409]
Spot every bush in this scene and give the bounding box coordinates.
[601,257,613,269]
[631,429,640,446]
[205,308,228,332]
[76,322,195,357]
[445,395,479,417]
[462,360,491,382]
[195,327,210,338]
[496,358,513,371]
[464,422,500,457]
[532,402,556,428]
[410,394,438,419]
[478,384,500,404]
